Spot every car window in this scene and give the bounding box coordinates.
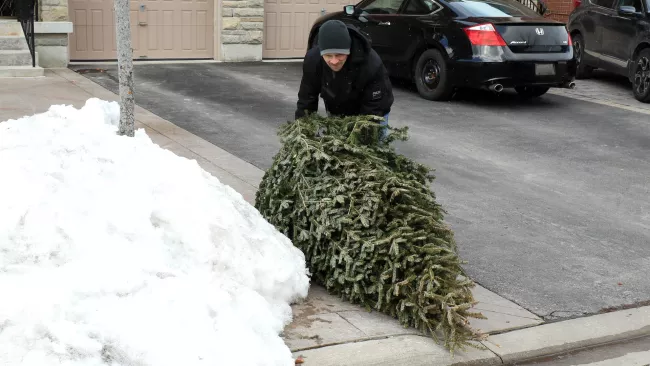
[618,0,643,11]
[402,0,442,14]
[592,0,616,8]
[445,0,539,17]
[360,0,406,14]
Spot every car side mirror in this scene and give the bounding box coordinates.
[344,5,374,23]
[618,5,638,15]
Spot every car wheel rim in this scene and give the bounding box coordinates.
[634,56,650,96]
[422,59,440,90]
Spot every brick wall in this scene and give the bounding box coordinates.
[542,0,574,23]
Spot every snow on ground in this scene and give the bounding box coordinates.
[0,99,310,366]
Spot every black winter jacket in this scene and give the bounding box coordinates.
[295,25,394,120]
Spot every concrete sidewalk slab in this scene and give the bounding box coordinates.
[284,312,367,351]
[292,335,500,366]
[283,283,542,353]
[337,310,421,338]
[469,285,544,334]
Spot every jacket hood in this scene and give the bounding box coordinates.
[345,24,372,64]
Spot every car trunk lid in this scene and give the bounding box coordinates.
[464,17,571,53]
[495,22,570,53]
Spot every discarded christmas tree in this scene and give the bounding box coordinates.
[255,114,485,353]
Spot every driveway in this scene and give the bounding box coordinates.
[71,63,650,320]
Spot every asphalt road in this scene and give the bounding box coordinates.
[71,62,650,320]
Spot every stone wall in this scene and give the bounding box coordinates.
[35,33,69,67]
[39,0,69,21]
[36,0,72,68]
[221,0,264,61]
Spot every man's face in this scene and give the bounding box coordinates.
[322,53,348,72]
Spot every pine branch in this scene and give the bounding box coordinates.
[255,114,486,353]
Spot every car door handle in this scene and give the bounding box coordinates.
[378,21,391,26]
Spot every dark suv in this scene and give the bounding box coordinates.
[568,0,650,102]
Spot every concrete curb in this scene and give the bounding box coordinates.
[293,305,650,365]
[548,88,650,115]
[483,305,650,363]
[293,335,501,366]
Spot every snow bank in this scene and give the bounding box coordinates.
[0,99,310,366]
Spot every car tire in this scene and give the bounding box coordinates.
[632,48,650,103]
[414,49,453,101]
[572,33,594,79]
[515,86,550,98]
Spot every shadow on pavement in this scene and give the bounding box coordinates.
[389,76,560,109]
[588,69,632,88]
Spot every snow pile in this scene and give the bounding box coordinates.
[0,99,310,366]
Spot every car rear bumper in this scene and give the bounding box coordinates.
[451,59,577,88]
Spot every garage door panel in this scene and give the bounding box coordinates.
[280,12,291,50]
[72,10,88,52]
[293,12,305,49]
[68,0,139,60]
[163,10,174,50]
[308,11,320,27]
[146,10,159,51]
[90,10,102,50]
[265,11,278,51]
[196,10,208,50]
[263,0,354,58]
[69,0,213,60]
[182,10,192,50]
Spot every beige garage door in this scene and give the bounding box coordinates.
[69,0,214,61]
[264,0,353,59]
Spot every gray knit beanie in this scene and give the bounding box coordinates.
[318,20,351,56]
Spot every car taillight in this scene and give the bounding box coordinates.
[568,33,573,46]
[463,23,507,47]
[572,0,581,7]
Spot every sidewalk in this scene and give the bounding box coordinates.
[550,71,650,115]
[2,69,649,365]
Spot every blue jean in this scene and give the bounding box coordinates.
[379,114,389,141]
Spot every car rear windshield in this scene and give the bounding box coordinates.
[445,0,540,17]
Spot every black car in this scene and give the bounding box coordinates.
[308,0,577,100]
[568,0,650,102]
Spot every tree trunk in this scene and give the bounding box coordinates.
[114,0,135,137]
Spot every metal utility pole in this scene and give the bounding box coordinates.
[114,0,135,137]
